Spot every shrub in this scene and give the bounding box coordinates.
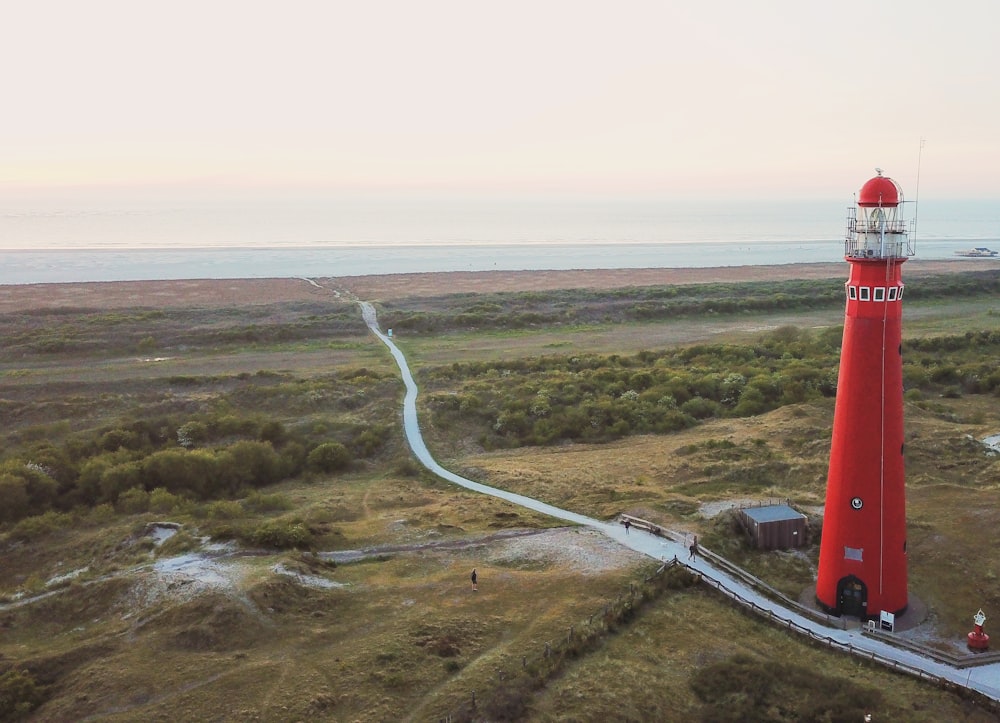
[100,428,142,452]
[176,421,208,448]
[117,487,150,515]
[0,474,30,524]
[307,442,351,473]
[0,668,45,720]
[149,487,187,514]
[10,511,73,541]
[250,519,313,549]
[206,500,245,520]
[220,440,283,489]
[259,420,288,446]
[243,491,293,513]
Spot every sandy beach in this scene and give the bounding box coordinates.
[0,259,991,313]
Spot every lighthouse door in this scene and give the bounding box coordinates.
[837,576,867,618]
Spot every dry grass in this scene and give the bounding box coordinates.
[3,263,999,720]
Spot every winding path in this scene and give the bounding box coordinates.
[356,299,1000,702]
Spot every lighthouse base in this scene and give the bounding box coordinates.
[800,587,927,631]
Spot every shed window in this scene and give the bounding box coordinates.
[859,287,870,301]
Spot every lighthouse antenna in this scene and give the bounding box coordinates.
[913,138,925,246]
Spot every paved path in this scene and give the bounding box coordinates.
[358,300,1000,702]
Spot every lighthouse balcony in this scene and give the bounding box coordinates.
[845,233,914,260]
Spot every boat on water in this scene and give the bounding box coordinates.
[954,247,998,257]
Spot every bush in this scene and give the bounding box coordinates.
[149,487,187,514]
[206,500,245,520]
[307,442,351,473]
[0,475,30,524]
[9,511,73,541]
[117,487,150,515]
[0,668,45,720]
[250,519,313,549]
[243,491,293,513]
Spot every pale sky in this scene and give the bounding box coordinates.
[3,0,998,200]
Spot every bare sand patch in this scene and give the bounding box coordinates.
[0,259,986,311]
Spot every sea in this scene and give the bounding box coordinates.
[1,195,998,285]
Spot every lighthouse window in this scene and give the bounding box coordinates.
[859,287,871,301]
[887,286,898,301]
[898,285,904,299]
[873,287,885,302]
[844,546,864,562]
[848,286,857,300]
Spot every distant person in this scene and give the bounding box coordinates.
[688,536,698,561]
[623,519,631,535]
[471,568,478,591]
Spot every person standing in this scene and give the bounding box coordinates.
[623,519,631,535]
[471,568,478,591]
[688,536,698,561]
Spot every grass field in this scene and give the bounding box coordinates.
[1,266,999,721]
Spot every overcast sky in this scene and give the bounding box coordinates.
[4,0,998,200]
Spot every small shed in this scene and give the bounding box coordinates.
[739,504,807,550]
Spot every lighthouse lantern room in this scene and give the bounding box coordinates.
[816,170,915,619]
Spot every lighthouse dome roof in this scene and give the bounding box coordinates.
[858,173,902,207]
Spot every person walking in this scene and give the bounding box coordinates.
[688,535,699,561]
[623,519,631,535]
[471,568,478,591]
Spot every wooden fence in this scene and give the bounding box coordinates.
[438,516,1000,720]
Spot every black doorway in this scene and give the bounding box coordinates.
[837,575,867,617]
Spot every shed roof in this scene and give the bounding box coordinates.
[741,504,805,524]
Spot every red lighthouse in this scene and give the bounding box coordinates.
[816,170,914,619]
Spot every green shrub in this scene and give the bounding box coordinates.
[0,474,30,524]
[243,491,294,513]
[9,511,73,541]
[206,500,245,520]
[117,487,150,514]
[149,487,187,514]
[250,519,313,549]
[307,442,351,473]
[0,668,45,720]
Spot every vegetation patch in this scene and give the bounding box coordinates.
[689,652,881,721]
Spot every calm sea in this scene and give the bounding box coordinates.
[1,196,998,284]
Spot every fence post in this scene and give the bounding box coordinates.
[471,691,476,709]
[522,655,527,669]
[544,642,551,658]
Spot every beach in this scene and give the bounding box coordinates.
[0,258,991,313]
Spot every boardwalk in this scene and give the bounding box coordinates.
[356,298,1000,703]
